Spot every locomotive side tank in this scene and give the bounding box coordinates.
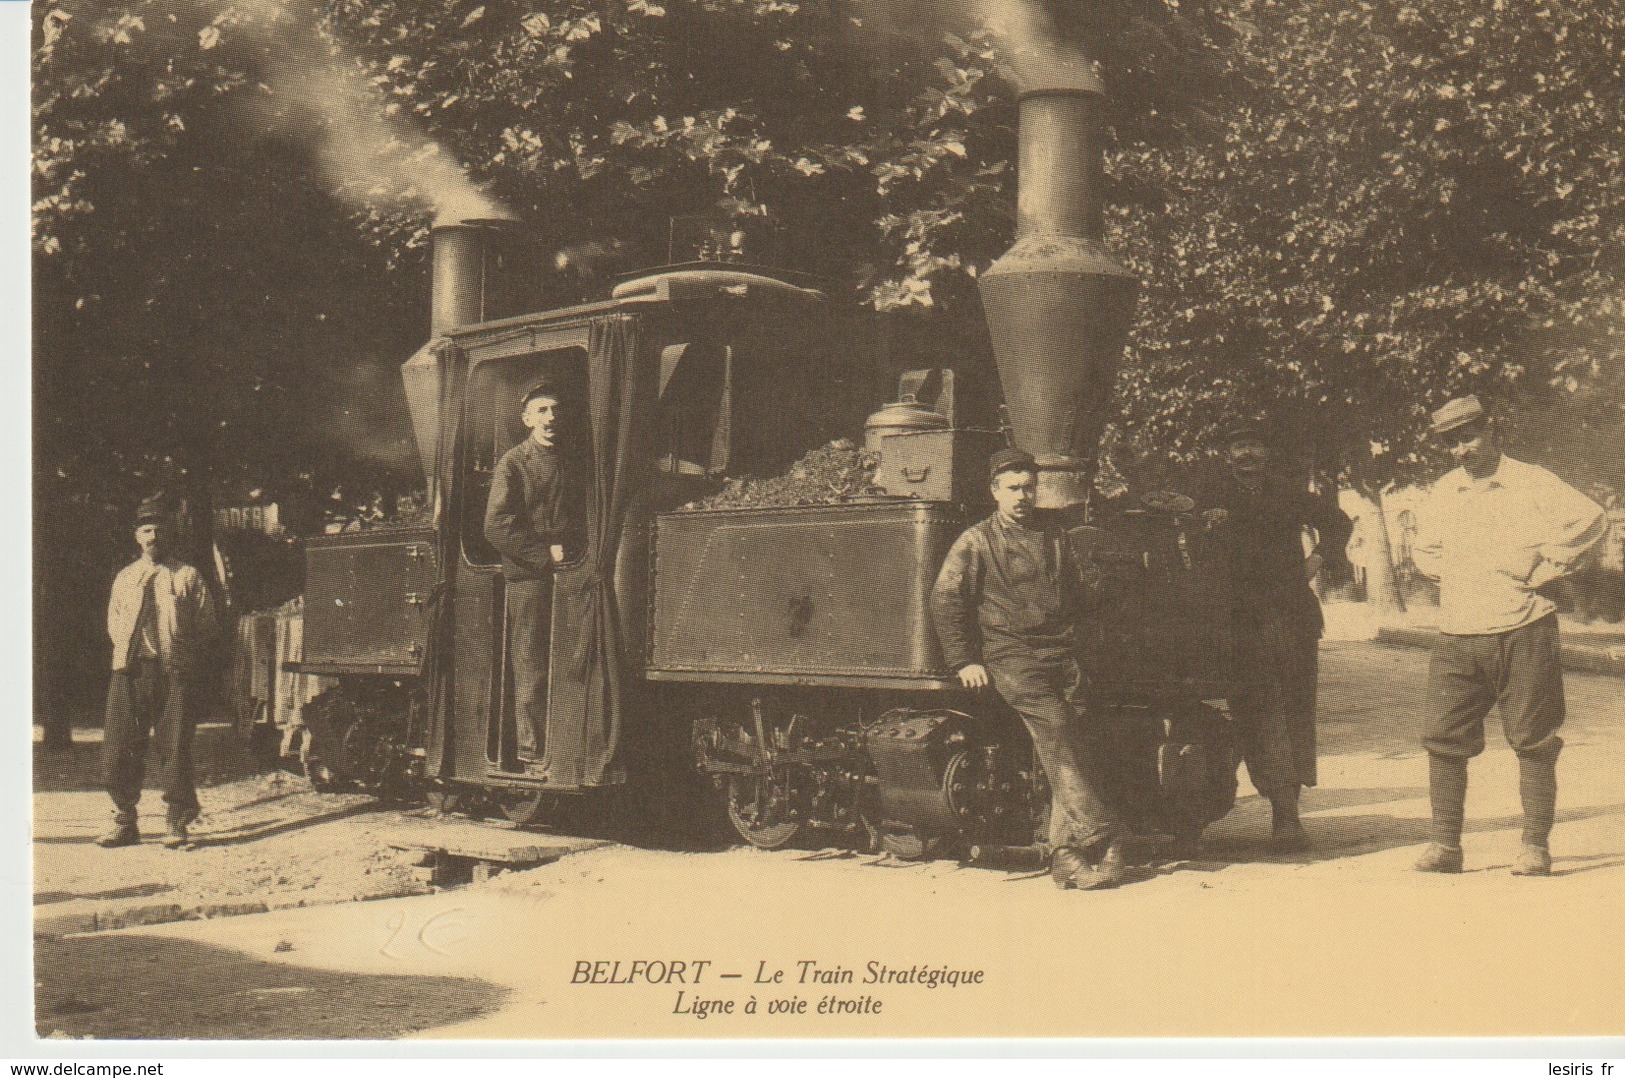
[649,502,964,687]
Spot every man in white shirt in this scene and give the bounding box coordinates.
[1410,395,1605,876]
[98,497,219,849]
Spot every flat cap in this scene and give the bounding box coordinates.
[1218,415,1265,445]
[134,495,170,525]
[1430,394,1486,435]
[519,376,561,407]
[987,447,1037,482]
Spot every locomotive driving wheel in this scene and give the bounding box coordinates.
[726,773,801,849]
[301,683,414,796]
[489,787,557,828]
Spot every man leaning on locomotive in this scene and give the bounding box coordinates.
[930,448,1129,891]
[929,426,1352,890]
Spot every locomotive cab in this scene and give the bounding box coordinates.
[366,256,954,827]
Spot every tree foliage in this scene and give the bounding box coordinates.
[1183,0,1625,487]
[31,0,1625,706]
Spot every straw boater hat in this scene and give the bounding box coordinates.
[1430,394,1486,435]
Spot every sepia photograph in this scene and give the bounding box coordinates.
[21,0,1625,1051]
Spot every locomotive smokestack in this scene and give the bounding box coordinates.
[978,60,1138,511]
[429,216,517,337]
[403,216,520,487]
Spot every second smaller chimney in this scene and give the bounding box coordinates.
[430,217,517,337]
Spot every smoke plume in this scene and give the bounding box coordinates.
[266,51,510,225]
[229,0,509,224]
[973,0,1099,94]
[852,0,1098,94]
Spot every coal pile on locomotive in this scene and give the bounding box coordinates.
[683,440,884,511]
[226,43,1241,866]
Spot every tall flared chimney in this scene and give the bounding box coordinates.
[978,61,1138,511]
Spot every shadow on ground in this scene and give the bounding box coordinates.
[1209,793,1625,867]
[35,883,175,907]
[36,934,507,1040]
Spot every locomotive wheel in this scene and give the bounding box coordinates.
[301,685,410,796]
[492,788,556,829]
[877,828,943,861]
[425,785,475,817]
[301,690,355,792]
[726,776,801,849]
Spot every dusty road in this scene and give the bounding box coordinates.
[33,642,1625,1041]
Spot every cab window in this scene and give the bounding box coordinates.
[654,342,731,477]
[462,348,587,567]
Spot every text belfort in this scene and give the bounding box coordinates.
[571,958,986,989]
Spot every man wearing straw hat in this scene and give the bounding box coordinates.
[1411,394,1605,876]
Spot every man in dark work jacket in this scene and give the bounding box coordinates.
[485,377,579,762]
[931,448,1126,890]
[1198,418,1352,852]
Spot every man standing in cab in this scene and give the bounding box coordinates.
[485,377,578,764]
[1411,395,1605,876]
[1201,418,1352,852]
[931,448,1126,890]
[99,496,219,850]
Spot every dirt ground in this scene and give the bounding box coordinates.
[33,768,432,930]
[32,641,1625,1041]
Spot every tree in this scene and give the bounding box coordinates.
[34,0,1624,709]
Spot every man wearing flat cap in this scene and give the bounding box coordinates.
[1199,416,1352,852]
[97,496,219,849]
[485,377,581,763]
[1410,395,1604,876]
[931,448,1126,890]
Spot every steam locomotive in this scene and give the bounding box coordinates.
[273,68,1243,862]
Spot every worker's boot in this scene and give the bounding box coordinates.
[95,823,141,849]
[1413,843,1464,873]
[1512,749,1557,877]
[1086,838,1127,889]
[1268,784,1310,853]
[1051,846,1088,890]
[96,807,141,849]
[163,805,199,850]
[1052,839,1126,891]
[1511,844,1552,877]
[1417,752,1469,873]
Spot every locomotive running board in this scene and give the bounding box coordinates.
[644,669,959,691]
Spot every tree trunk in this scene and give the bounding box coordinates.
[1358,484,1406,624]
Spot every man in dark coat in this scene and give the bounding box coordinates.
[1200,419,1352,852]
[484,377,580,763]
[931,448,1126,890]
[98,497,219,849]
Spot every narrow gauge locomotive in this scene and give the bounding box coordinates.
[283,68,1242,862]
